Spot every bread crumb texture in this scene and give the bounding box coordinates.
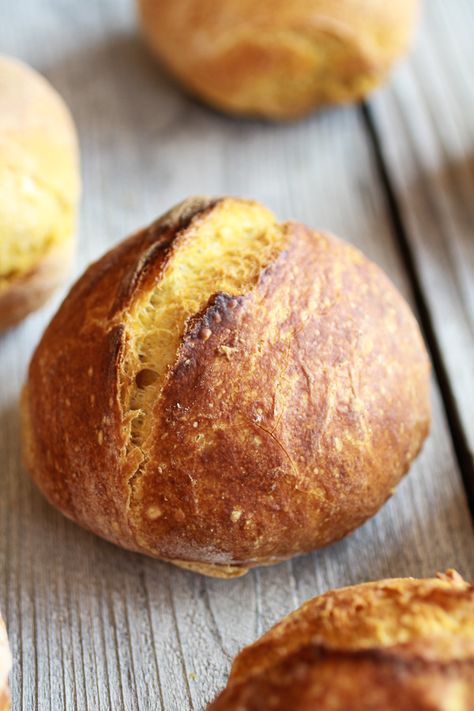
[23,196,430,577]
[207,572,474,710]
[122,199,284,457]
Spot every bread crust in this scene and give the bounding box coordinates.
[23,197,430,576]
[0,615,11,711]
[137,0,419,119]
[207,571,474,710]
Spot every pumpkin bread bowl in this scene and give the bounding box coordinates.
[137,0,420,119]
[207,570,474,710]
[23,197,430,577]
[0,55,80,331]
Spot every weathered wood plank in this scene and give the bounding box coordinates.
[368,0,474,480]
[1,1,473,709]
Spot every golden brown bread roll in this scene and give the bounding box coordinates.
[0,615,11,711]
[0,55,80,331]
[22,197,430,577]
[207,571,474,710]
[137,0,419,119]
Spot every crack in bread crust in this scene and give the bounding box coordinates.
[120,199,287,529]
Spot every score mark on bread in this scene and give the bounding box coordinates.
[122,199,286,467]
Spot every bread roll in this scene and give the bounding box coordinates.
[23,197,430,577]
[0,615,11,711]
[137,0,419,119]
[208,571,474,710]
[0,55,80,331]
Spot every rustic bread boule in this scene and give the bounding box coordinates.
[0,615,11,711]
[137,0,420,119]
[207,571,474,710]
[0,55,80,331]
[22,196,430,577]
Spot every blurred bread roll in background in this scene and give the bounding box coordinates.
[0,614,11,711]
[23,197,430,577]
[0,55,80,331]
[137,0,419,119]
[208,571,474,710]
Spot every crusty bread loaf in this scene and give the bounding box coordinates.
[0,55,80,331]
[208,571,474,710]
[137,0,419,119]
[23,197,430,577]
[0,615,11,711]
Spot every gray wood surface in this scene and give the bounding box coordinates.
[1,1,473,709]
[369,0,474,476]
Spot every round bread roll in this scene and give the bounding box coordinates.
[0,615,11,711]
[137,0,419,119]
[207,571,474,710]
[22,197,430,577]
[0,55,80,331]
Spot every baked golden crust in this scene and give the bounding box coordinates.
[0,54,80,330]
[0,615,11,711]
[137,0,419,119]
[207,571,474,710]
[23,196,430,577]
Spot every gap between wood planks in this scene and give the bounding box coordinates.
[361,102,474,521]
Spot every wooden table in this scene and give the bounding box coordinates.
[1,1,473,708]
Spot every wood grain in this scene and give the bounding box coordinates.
[368,0,474,487]
[0,1,473,709]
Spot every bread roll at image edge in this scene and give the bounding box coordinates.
[137,0,420,119]
[0,54,80,331]
[0,615,11,711]
[207,571,474,710]
[22,196,430,578]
